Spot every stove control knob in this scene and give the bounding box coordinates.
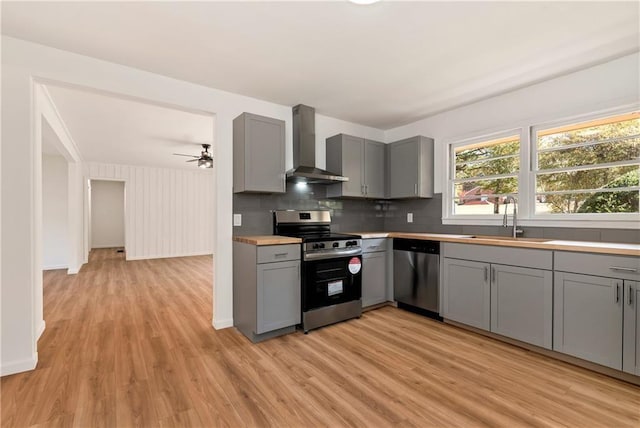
[333,242,339,248]
[346,240,358,247]
[319,243,325,249]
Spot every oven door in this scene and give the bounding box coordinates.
[302,255,362,312]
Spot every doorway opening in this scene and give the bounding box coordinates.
[89,179,126,257]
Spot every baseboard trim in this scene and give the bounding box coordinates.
[43,264,68,271]
[91,245,125,249]
[126,252,213,261]
[36,320,46,340]
[67,266,80,275]
[213,318,233,330]
[1,353,38,377]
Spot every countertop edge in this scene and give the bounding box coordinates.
[233,236,302,246]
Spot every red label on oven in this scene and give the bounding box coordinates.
[348,257,361,274]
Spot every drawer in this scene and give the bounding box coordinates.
[443,242,552,270]
[555,251,640,281]
[362,238,388,253]
[257,244,300,264]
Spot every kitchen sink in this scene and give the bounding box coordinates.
[467,235,551,243]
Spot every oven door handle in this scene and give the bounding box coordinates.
[304,247,362,261]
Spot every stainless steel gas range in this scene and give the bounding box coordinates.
[273,210,362,333]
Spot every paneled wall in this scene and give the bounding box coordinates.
[86,163,214,260]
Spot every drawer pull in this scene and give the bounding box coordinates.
[274,253,288,257]
[609,266,637,273]
[368,245,380,250]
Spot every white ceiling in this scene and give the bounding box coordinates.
[44,84,215,169]
[3,2,639,129]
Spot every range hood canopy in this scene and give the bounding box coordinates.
[286,104,348,184]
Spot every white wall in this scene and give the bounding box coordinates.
[87,163,214,259]
[385,53,640,193]
[90,180,124,249]
[42,155,69,269]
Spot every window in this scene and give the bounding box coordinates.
[533,112,639,215]
[451,134,520,216]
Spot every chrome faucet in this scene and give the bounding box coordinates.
[503,196,523,238]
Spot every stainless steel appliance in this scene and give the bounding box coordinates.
[286,105,349,184]
[393,239,441,319]
[273,210,362,333]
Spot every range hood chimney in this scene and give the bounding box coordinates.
[286,104,348,184]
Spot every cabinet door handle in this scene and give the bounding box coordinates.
[615,283,620,303]
[361,185,365,195]
[414,183,418,195]
[629,284,634,306]
[610,266,637,273]
[491,267,496,283]
[484,266,488,282]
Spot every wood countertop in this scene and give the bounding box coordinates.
[233,235,302,246]
[234,232,638,256]
[347,232,639,257]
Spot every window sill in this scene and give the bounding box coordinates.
[443,217,640,230]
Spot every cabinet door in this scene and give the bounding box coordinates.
[442,258,490,330]
[362,251,387,307]
[244,114,285,193]
[363,140,385,199]
[491,264,553,349]
[389,139,420,198]
[623,281,640,375]
[340,135,365,197]
[554,272,623,370]
[256,260,300,334]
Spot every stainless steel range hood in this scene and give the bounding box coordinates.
[286,104,349,184]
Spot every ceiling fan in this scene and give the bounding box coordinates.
[173,144,213,169]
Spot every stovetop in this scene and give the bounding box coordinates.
[278,232,361,243]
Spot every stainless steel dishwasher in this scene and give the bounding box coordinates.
[393,239,441,319]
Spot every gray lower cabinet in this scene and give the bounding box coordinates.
[233,242,301,342]
[554,272,623,369]
[362,239,388,307]
[623,281,640,375]
[554,251,640,372]
[387,136,434,199]
[442,258,491,330]
[326,134,385,199]
[256,261,301,334]
[491,264,553,349]
[233,112,286,193]
[442,243,553,348]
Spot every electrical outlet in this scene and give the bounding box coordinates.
[233,214,242,227]
[407,212,413,223]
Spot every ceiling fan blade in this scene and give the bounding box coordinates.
[173,153,200,158]
[186,158,200,162]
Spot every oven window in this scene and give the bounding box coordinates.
[303,257,362,311]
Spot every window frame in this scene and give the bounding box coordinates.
[444,127,527,222]
[443,103,639,229]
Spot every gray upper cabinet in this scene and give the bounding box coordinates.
[363,140,386,198]
[233,112,286,193]
[388,136,434,199]
[326,134,385,199]
[623,281,640,375]
[554,272,623,370]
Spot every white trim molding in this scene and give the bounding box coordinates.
[212,318,233,330]
[0,353,38,377]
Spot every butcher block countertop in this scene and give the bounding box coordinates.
[348,232,639,257]
[233,235,302,246]
[233,232,638,256]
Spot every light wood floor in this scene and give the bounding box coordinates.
[2,249,639,427]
